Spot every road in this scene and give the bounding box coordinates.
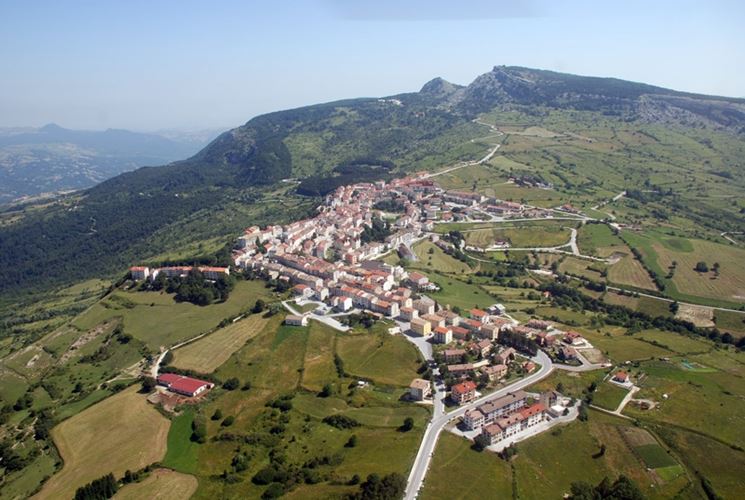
[404,350,553,500]
[423,120,504,179]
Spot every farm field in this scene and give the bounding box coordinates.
[623,231,745,308]
[577,223,624,255]
[420,433,512,500]
[300,321,339,392]
[170,312,270,373]
[713,309,745,337]
[636,330,711,354]
[71,280,274,350]
[625,356,745,449]
[179,312,426,499]
[607,254,658,291]
[463,224,572,248]
[37,386,170,500]
[511,411,689,499]
[654,425,745,499]
[591,382,628,411]
[411,240,473,274]
[336,328,422,387]
[114,469,198,500]
[161,410,200,474]
[423,273,496,311]
[579,328,673,363]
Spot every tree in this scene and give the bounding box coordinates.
[221,416,235,427]
[252,299,266,314]
[669,301,679,315]
[74,473,118,500]
[140,376,156,393]
[400,417,414,432]
[345,434,358,448]
[211,409,223,421]
[695,261,709,273]
[319,383,333,398]
[222,377,240,391]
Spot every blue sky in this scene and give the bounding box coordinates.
[0,0,743,131]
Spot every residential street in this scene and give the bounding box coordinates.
[404,350,553,500]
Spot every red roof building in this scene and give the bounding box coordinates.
[157,374,214,397]
[451,380,477,405]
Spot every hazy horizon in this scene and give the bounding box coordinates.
[1,0,743,131]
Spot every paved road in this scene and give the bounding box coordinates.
[404,350,553,500]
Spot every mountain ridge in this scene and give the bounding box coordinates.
[1,64,744,296]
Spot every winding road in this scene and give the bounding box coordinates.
[402,348,553,499]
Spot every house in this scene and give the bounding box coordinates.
[470,339,492,358]
[421,313,446,330]
[526,319,552,330]
[443,348,466,363]
[563,331,585,346]
[613,370,630,384]
[446,363,474,376]
[470,308,489,324]
[559,346,577,361]
[479,323,501,341]
[476,403,546,446]
[413,297,436,316]
[409,378,431,401]
[293,284,313,298]
[451,380,477,405]
[407,271,429,287]
[129,266,150,281]
[332,296,353,312]
[482,364,508,382]
[433,326,453,344]
[488,303,507,315]
[451,326,470,341]
[494,347,516,365]
[197,266,230,281]
[410,317,431,336]
[440,310,462,327]
[478,391,527,422]
[463,409,486,430]
[285,314,308,327]
[522,361,536,373]
[157,374,214,397]
[399,306,418,321]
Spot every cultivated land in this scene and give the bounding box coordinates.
[36,386,170,500]
[420,433,512,499]
[114,469,198,500]
[71,280,274,350]
[170,312,270,373]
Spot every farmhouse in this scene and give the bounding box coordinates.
[157,374,214,397]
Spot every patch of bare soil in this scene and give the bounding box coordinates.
[675,303,714,328]
[59,321,116,364]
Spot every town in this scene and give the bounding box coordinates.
[130,174,588,457]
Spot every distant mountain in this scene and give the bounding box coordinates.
[0,124,220,204]
[1,65,744,294]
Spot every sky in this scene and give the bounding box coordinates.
[0,0,743,132]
